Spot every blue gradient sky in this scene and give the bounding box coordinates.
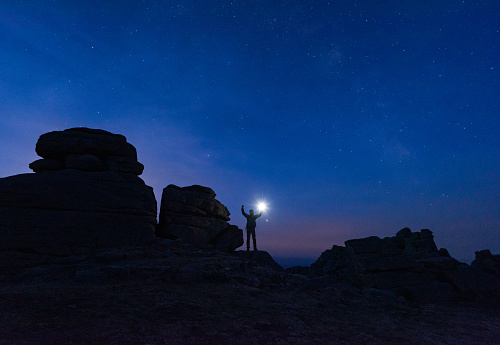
[1,1,499,263]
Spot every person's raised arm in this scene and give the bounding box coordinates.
[241,205,248,217]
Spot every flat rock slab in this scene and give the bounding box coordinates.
[35,127,137,159]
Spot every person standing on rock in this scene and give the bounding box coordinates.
[241,205,262,251]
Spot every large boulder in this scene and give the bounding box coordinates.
[0,128,157,267]
[156,184,243,252]
[346,235,418,272]
[30,127,143,175]
[395,227,438,258]
[35,127,137,160]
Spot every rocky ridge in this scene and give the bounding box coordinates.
[293,228,500,303]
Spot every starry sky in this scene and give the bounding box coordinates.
[1,1,499,264]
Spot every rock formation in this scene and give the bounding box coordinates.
[156,184,243,252]
[30,127,144,174]
[2,127,498,309]
[0,128,157,266]
[472,249,500,277]
[300,228,500,303]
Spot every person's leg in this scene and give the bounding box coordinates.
[252,230,257,251]
[246,230,250,251]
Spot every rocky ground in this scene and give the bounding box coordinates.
[1,241,499,345]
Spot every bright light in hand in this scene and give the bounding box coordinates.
[256,201,268,213]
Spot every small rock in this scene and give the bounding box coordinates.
[29,158,63,172]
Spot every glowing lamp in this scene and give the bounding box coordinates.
[256,201,268,213]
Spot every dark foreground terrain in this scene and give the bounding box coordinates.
[1,242,499,345]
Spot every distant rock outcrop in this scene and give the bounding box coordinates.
[156,184,243,252]
[300,228,500,303]
[472,249,500,277]
[0,128,157,266]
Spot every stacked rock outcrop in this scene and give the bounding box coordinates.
[29,127,144,174]
[472,249,500,277]
[156,185,243,252]
[0,128,157,266]
[305,228,500,303]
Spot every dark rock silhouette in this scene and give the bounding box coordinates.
[1,127,499,315]
[472,249,500,277]
[309,245,351,279]
[295,228,500,303]
[0,128,156,266]
[30,127,143,174]
[234,250,284,272]
[156,184,243,252]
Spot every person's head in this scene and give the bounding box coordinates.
[249,209,254,215]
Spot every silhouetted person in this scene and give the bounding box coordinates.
[241,205,262,251]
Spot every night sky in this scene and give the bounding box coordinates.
[1,1,499,263]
